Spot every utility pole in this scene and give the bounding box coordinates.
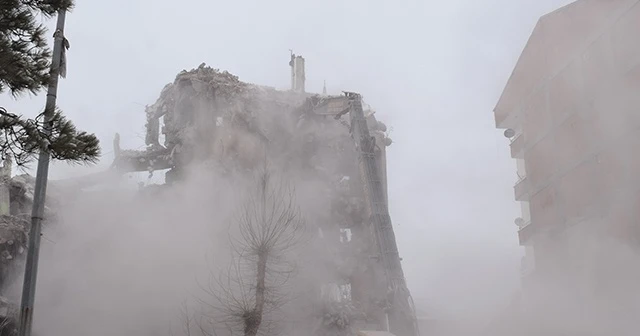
[18,9,67,336]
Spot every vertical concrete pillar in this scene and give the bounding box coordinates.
[289,54,306,93]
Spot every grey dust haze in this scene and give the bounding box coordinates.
[1,1,640,336]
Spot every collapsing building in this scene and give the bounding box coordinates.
[112,57,418,336]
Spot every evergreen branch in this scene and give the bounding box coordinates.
[0,0,74,96]
[0,106,100,166]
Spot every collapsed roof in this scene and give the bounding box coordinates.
[111,63,391,185]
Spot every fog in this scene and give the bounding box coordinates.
[8,0,639,335]
[21,171,234,336]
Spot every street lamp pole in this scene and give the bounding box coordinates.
[17,9,67,336]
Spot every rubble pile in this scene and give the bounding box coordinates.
[0,173,63,331]
[0,215,27,286]
[0,214,25,335]
[0,295,17,336]
[112,63,311,177]
[8,174,62,220]
[315,300,366,336]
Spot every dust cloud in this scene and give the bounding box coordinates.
[9,168,237,336]
[8,74,640,336]
[480,25,640,335]
[6,164,338,336]
[2,65,379,336]
[4,2,640,336]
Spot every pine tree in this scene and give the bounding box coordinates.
[0,0,100,166]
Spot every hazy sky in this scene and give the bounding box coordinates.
[1,0,576,321]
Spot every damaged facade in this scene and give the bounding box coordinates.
[0,157,62,333]
[112,58,416,336]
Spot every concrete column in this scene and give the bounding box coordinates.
[290,55,306,93]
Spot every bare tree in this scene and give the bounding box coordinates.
[199,168,305,336]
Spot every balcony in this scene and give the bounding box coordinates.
[517,221,535,246]
[514,176,530,201]
[510,134,525,158]
[494,106,522,130]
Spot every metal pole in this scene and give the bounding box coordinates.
[18,9,67,336]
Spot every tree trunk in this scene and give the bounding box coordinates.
[245,253,267,336]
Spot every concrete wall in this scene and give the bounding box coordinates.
[494,4,640,310]
[495,0,640,128]
[517,2,640,245]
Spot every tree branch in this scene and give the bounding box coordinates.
[0,106,100,167]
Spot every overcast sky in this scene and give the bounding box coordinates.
[0,0,576,321]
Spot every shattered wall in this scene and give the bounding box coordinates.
[0,167,65,335]
[113,63,394,334]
